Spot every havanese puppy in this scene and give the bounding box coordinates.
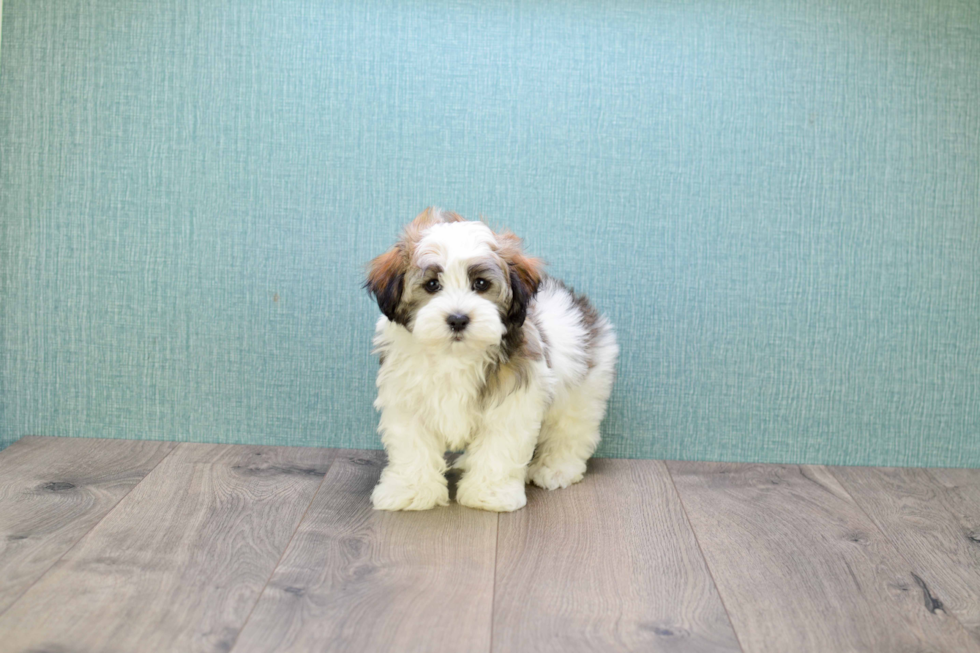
[365,208,618,512]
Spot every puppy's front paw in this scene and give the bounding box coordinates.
[528,457,587,490]
[371,476,449,511]
[456,476,527,512]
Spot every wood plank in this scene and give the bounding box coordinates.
[668,462,980,653]
[493,459,742,653]
[0,442,334,653]
[0,435,177,614]
[231,450,498,653]
[832,466,980,643]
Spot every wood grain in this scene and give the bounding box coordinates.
[231,450,498,653]
[0,443,334,653]
[668,461,980,653]
[5,438,978,653]
[832,466,980,643]
[0,435,177,614]
[493,458,742,652]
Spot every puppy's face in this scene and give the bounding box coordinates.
[366,209,541,353]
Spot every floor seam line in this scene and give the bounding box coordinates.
[225,447,339,653]
[664,460,749,653]
[0,440,183,620]
[489,511,500,653]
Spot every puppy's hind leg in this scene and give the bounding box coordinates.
[528,367,614,490]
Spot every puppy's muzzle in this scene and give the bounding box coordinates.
[446,313,470,333]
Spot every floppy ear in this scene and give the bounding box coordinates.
[365,246,407,324]
[365,208,458,325]
[497,231,543,329]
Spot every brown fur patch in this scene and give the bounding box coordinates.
[494,230,544,296]
[365,246,409,323]
[479,310,546,405]
[479,355,537,406]
[365,207,465,324]
[529,313,551,368]
[492,230,544,360]
[553,278,603,369]
[366,246,406,289]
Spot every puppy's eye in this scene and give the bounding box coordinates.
[472,278,490,293]
[424,279,441,294]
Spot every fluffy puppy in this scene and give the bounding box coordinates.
[365,208,618,512]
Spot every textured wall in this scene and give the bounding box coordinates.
[1,0,978,465]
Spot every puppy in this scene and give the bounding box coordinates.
[365,208,618,512]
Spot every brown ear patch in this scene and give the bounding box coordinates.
[365,207,465,324]
[495,230,544,330]
[365,245,408,324]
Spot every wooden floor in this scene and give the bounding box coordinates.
[1,437,979,652]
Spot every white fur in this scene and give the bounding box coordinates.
[371,220,618,512]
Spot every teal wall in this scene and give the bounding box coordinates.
[2,0,978,466]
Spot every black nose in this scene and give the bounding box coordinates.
[446,313,470,333]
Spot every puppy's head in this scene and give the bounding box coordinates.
[366,208,542,352]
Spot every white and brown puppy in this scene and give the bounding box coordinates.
[365,208,618,512]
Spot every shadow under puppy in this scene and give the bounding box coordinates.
[365,208,618,512]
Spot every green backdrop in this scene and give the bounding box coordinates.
[2,0,978,466]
